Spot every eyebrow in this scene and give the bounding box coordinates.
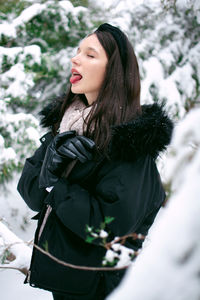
[77,46,99,54]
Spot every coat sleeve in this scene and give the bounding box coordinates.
[45,155,165,240]
[17,132,53,212]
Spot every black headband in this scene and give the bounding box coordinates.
[96,23,128,68]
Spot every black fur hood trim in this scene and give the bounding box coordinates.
[39,95,64,128]
[39,98,174,161]
[110,103,174,160]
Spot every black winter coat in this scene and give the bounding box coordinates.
[17,100,173,299]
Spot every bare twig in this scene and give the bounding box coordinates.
[0,265,28,275]
[1,239,33,251]
[0,231,143,274]
[33,243,132,271]
[105,233,145,250]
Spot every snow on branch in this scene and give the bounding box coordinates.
[0,3,46,38]
[0,221,32,275]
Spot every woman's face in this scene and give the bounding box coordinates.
[70,34,108,105]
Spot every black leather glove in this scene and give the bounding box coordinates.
[39,131,76,188]
[57,135,95,163]
[39,131,95,188]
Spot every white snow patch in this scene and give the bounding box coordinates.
[0,221,32,269]
[1,63,34,98]
[99,230,108,239]
[0,4,46,38]
[26,127,40,142]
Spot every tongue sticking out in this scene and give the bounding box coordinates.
[70,74,82,84]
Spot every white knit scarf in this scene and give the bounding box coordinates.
[59,99,92,135]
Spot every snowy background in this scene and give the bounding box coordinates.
[0,0,200,299]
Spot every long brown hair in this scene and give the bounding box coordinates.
[57,26,141,154]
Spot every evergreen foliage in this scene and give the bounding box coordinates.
[126,1,200,116]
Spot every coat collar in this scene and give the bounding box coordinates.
[39,97,173,161]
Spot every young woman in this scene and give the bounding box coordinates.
[17,23,173,300]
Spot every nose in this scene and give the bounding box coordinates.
[71,54,80,65]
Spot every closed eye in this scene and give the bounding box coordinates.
[87,54,94,58]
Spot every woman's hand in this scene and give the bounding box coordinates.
[39,131,95,188]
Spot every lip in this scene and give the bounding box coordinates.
[70,68,83,84]
[71,68,82,76]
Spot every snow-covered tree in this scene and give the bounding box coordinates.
[115,0,200,117]
[0,99,40,184]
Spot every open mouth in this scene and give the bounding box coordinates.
[70,69,83,84]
